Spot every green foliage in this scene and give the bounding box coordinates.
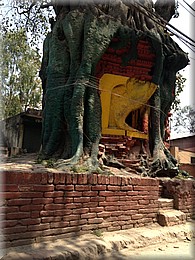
[171,71,186,111]
[172,105,195,134]
[0,28,42,119]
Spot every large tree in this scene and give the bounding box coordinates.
[0,28,42,119]
[3,0,189,176]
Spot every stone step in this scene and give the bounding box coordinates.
[157,209,187,226]
[158,197,174,210]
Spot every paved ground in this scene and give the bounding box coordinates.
[1,221,194,260]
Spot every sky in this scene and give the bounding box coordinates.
[168,0,194,109]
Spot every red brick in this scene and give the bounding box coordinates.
[20,192,43,198]
[70,219,87,226]
[2,220,18,227]
[63,215,80,221]
[81,213,96,219]
[97,212,111,218]
[99,191,114,197]
[106,196,119,202]
[48,172,54,184]
[121,177,130,186]
[131,214,144,220]
[50,221,69,228]
[7,199,31,206]
[65,203,81,209]
[2,206,19,213]
[89,207,104,213]
[107,226,121,231]
[83,202,99,208]
[88,218,103,224]
[139,200,149,205]
[82,191,98,197]
[78,174,88,184]
[0,192,20,199]
[74,197,90,203]
[65,191,82,197]
[44,191,64,197]
[28,223,50,231]
[97,175,107,184]
[31,211,40,218]
[107,185,120,191]
[75,185,90,191]
[72,174,78,184]
[20,205,44,211]
[121,186,133,191]
[81,224,98,231]
[19,218,41,225]
[3,185,18,192]
[5,172,41,185]
[44,204,64,210]
[65,174,72,184]
[91,185,106,191]
[90,197,105,202]
[54,172,60,184]
[120,204,137,211]
[41,216,61,223]
[105,206,119,211]
[72,208,89,214]
[88,174,97,184]
[8,230,42,241]
[33,185,54,192]
[54,209,72,216]
[6,212,30,220]
[56,185,74,191]
[40,210,54,217]
[54,197,73,204]
[127,191,139,196]
[109,176,119,185]
[4,226,27,234]
[32,198,53,204]
[41,172,48,184]
[111,211,123,217]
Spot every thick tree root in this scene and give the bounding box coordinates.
[148,143,179,177]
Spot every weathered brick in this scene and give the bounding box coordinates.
[91,185,106,191]
[106,196,119,202]
[20,192,43,198]
[54,197,73,204]
[32,198,53,204]
[109,176,118,185]
[44,191,64,197]
[90,197,105,202]
[19,218,41,226]
[1,192,20,199]
[2,206,19,213]
[28,223,50,231]
[81,224,98,231]
[139,200,149,205]
[131,214,144,220]
[99,191,113,197]
[40,210,54,217]
[88,174,97,184]
[20,205,44,212]
[105,206,119,211]
[70,219,87,226]
[63,215,80,221]
[97,175,107,184]
[107,226,121,231]
[97,212,111,218]
[82,191,98,197]
[65,191,82,197]
[72,208,89,214]
[41,172,48,184]
[7,199,31,206]
[74,197,90,203]
[54,172,60,184]
[81,213,96,219]
[89,207,104,213]
[78,174,88,184]
[33,185,54,192]
[50,221,69,228]
[4,225,27,234]
[88,218,103,224]
[65,203,81,209]
[83,202,99,208]
[65,174,72,184]
[31,211,40,218]
[3,185,18,192]
[48,172,54,184]
[54,209,72,216]
[41,216,62,223]
[56,185,74,191]
[6,212,30,220]
[44,204,64,210]
[107,185,120,191]
[75,185,90,191]
[2,220,18,227]
[72,174,78,184]
[121,185,133,191]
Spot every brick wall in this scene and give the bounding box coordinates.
[1,170,159,248]
[159,178,195,218]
